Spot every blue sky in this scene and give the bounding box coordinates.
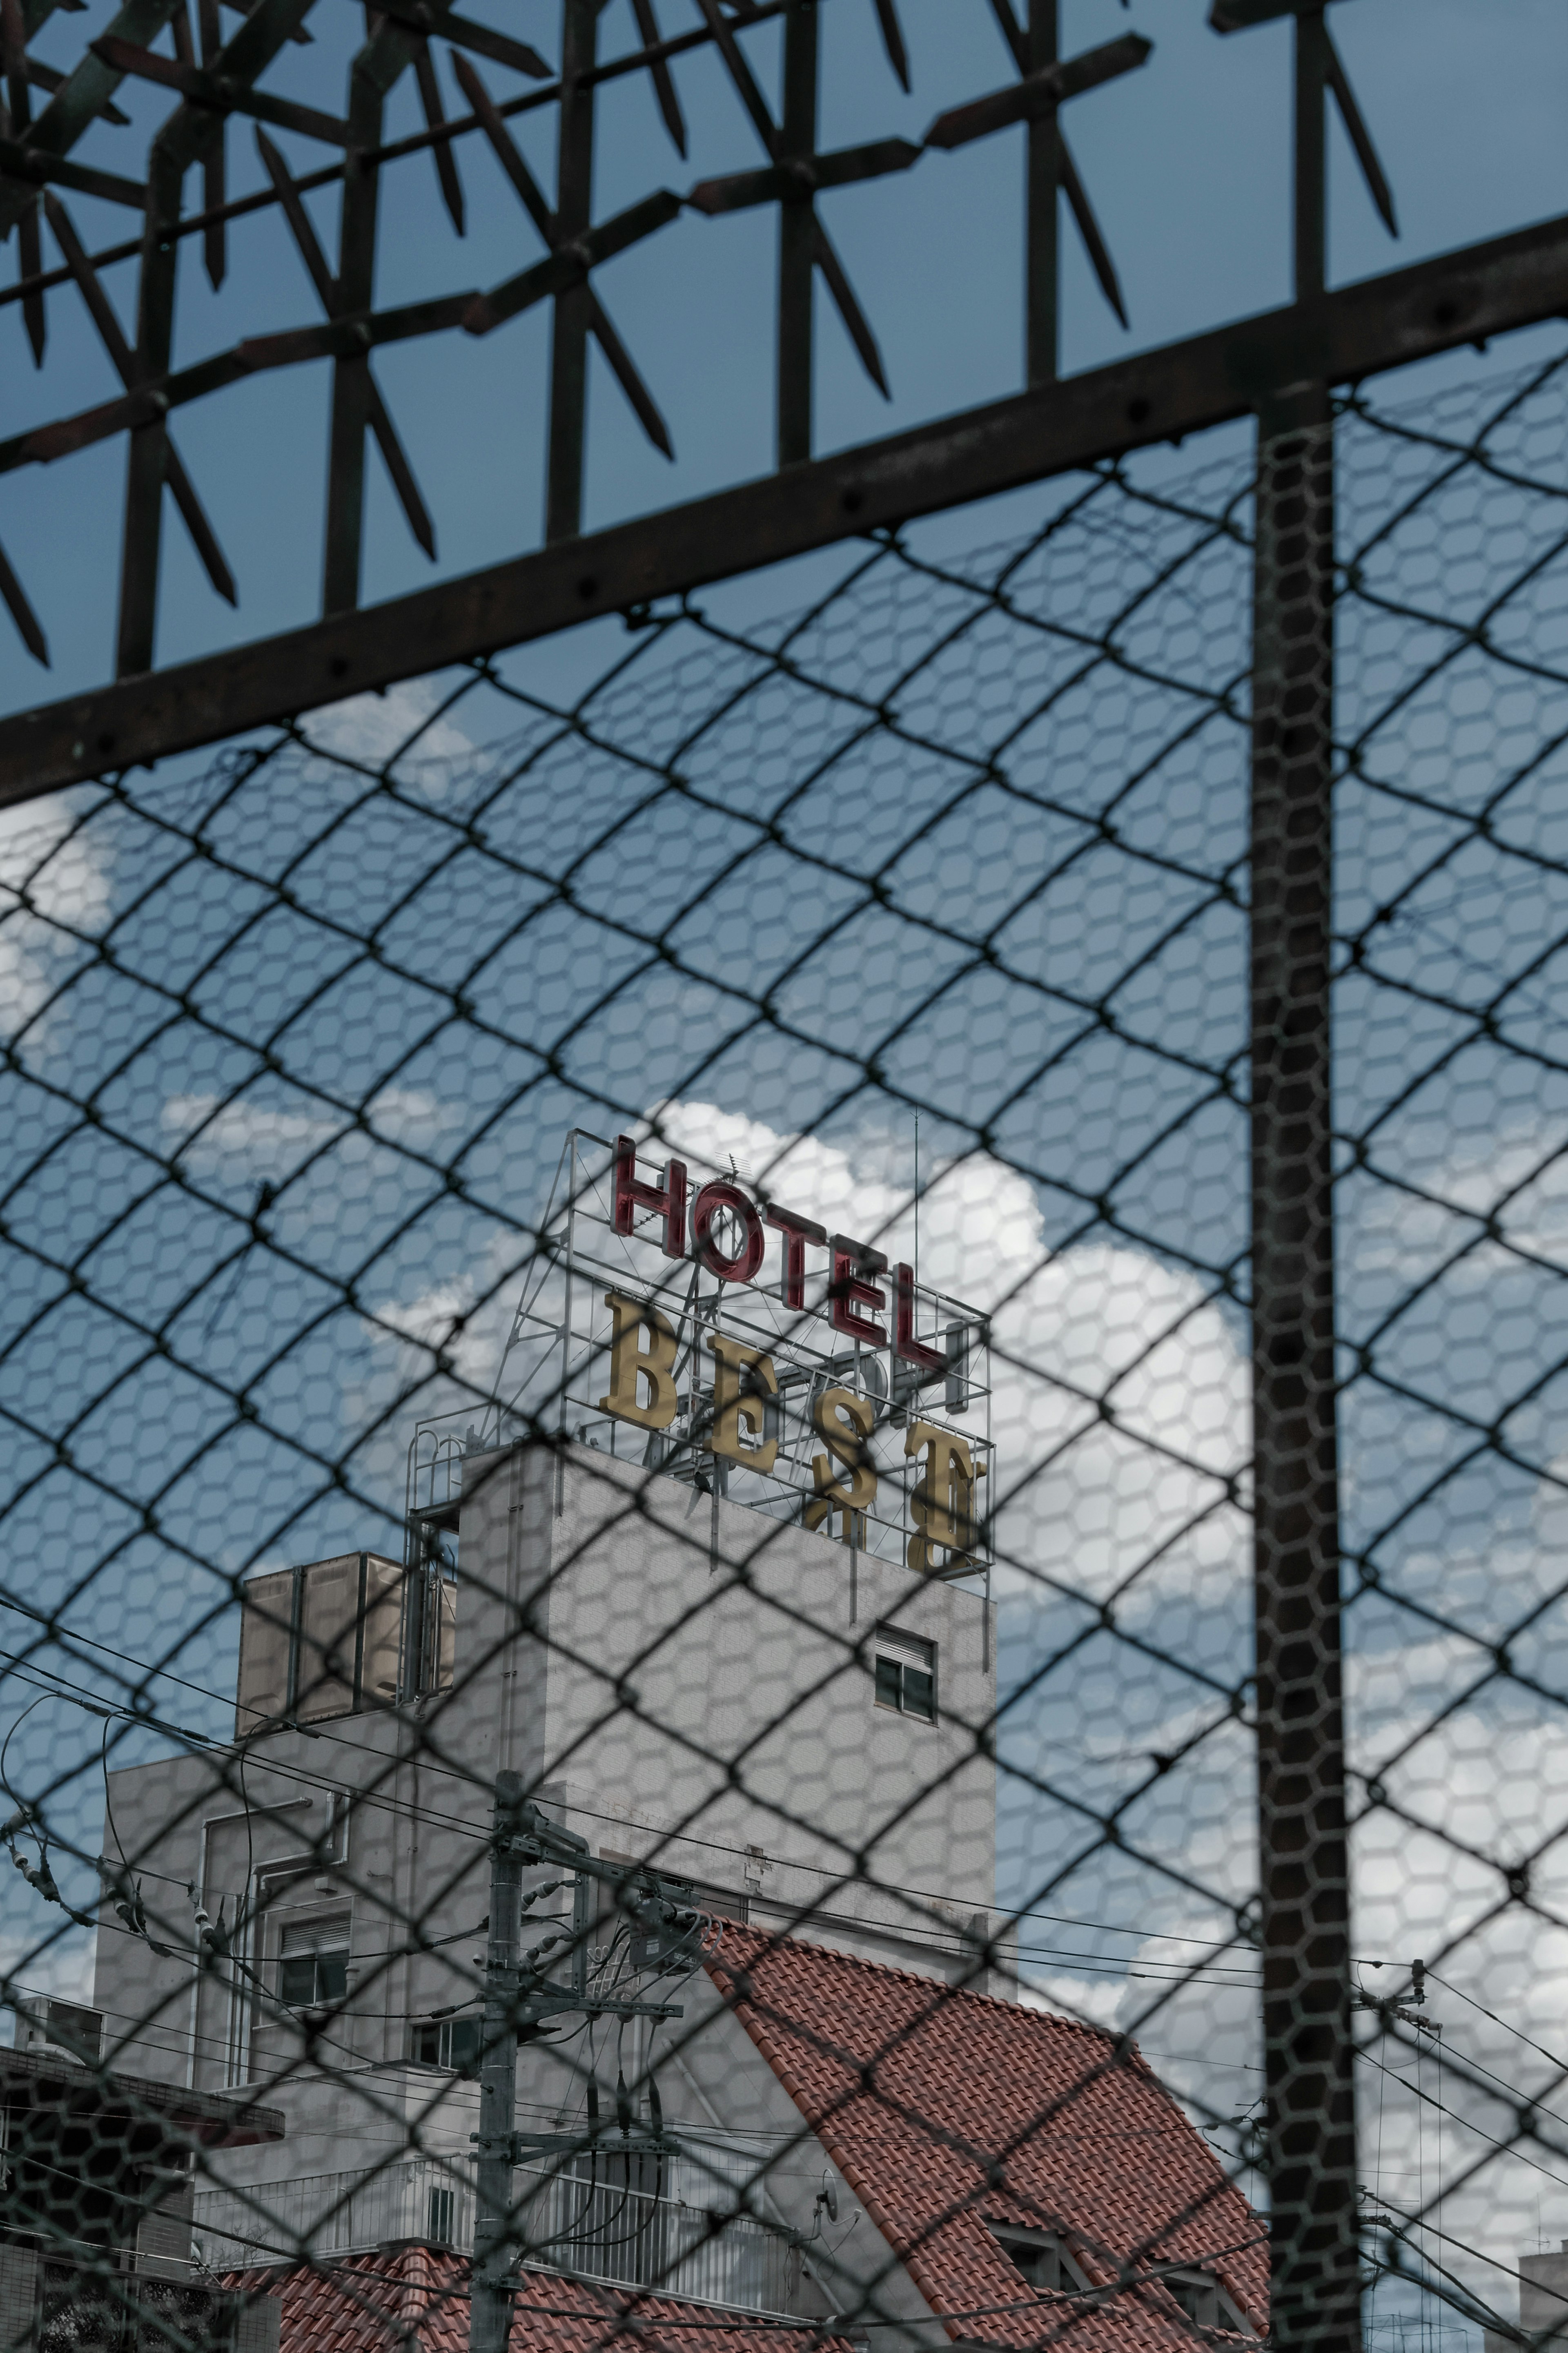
[0,0,1564,710]
[6,5,1568,2315]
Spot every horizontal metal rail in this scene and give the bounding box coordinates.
[4,205,1567,805]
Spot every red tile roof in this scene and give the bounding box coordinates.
[702,1925,1267,2351]
[226,1930,1265,2353]
[229,2248,844,2353]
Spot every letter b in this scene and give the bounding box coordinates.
[599,1291,681,1429]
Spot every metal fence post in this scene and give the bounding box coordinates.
[1250,379,1361,2353]
[470,1771,524,2353]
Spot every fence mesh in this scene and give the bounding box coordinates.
[5,337,1568,2353]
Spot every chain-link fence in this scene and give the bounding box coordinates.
[5,334,1568,2353]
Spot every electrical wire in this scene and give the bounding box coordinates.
[1426,1967,1568,2089]
[1,1690,48,1815]
[1368,1987,1568,2150]
[4,1621,1269,1963]
[0,1647,492,1851]
[1362,2043,1568,2197]
[0,1656,496,1891]
[4,1650,1269,1996]
[34,1646,1246,2014]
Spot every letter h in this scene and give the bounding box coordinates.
[613,1135,688,1259]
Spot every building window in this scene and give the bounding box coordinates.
[428,2186,456,2245]
[278,1917,350,2009]
[990,2227,1086,2295]
[873,1626,936,1722]
[410,2013,483,2074]
[1161,2269,1251,2333]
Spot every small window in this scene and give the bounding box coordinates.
[427,2186,456,2245]
[1161,2269,1251,2333]
[411,2013,483,2074]
[991,2228,1086,2295]
[279,1917,349,2009]
[874,1626,936,1722]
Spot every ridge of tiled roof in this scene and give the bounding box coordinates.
[702,1923,1267,2351]
[224,2248,850,2353]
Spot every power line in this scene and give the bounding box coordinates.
[0,1648,496,1852]
[3,1640,1265,1978]
[1427,1968,1568,2096]
[1362,2045,1568,2199]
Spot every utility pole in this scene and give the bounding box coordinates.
[466,1774,701,2351]
[470,1771,524,2353]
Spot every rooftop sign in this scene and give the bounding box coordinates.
[486,1130,993,1578]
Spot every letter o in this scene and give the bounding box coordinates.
[690,1180,766,1284]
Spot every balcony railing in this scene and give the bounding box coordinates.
[192,2159,806,2317]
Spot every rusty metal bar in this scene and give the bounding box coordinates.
[112,0,319,665]
[926,22,1144,373]
[1210,0,1396,299]
[114,145,179,677]
[321,0,467,609]
[1293,7,1326,300]
[454,55,671,461]
[0,0,181,238]
[0,0,783,260]
[47,192,236,604]
[545,0,597,544]
[776,0,816,467]
[256,132,436,563]
[4,206,1566,801]
[1025,0,1056,385]
[197,0,223,288]
[322,57,383,614]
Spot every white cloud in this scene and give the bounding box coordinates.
[297,678,476,774]
[0,797,114,1043]
[632,1111,1568,2303]
[1025,1665,1568,2306]
[337,1103,1252,1640]
[162,1084,450,1173]
[1006,1668,1568,2313]
[352,1103,1253,1644]
[1349,1119,1568,1291]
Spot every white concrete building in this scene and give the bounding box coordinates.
[91,1432,1000,2323]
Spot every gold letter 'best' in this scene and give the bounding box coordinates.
[708,1334,778,1474]
[805,1385,877,1545]
[905,1421,984,1573]
[599,1291,680,1430]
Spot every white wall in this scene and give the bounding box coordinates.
[461,1439,998,1964]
